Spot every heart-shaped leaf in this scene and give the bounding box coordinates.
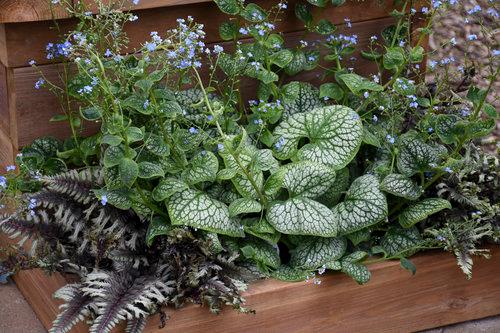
[397,135,441,176]
[381,173,422,200]
[273,105,363,170]
[289,236,347,270]
[182,151,219,185]
[399,198,451,228]
[267,197,337,236]
[167,189,244,237]
[332,174,388,235]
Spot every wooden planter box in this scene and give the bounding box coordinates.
[8,244,500,333]
[4,1,492,332]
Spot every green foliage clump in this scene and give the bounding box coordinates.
[0,0,498,330]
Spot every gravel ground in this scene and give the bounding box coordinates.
[427,0,499,147]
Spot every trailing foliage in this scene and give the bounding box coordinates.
[0,0,498,331]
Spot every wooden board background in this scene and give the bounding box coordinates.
[0,0,402,68]
[6,243,500,333]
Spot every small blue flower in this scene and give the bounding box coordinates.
[28,198,37,210]
[217,143,225,152]
[372,115,378,123]
[274,137,286,151]
[467,34,478,41]
[386,134,395,144]
[100,195,108,206]
[28,59,36,66]
[0,176,7,189]
[104,49,113,57]
[213,45,224,54]
[444,167,453,174]
[436,235,446,241]
[363,91,370,98]
[278,2,287,9]
[5,165,16,172]
[239,28,248,35]
[34,78,45,89]
[207,115,213,121]
[189,127,198,134]
[132,0,140,5]
[143,99,150,109]
[145,42,157,52]
[428,127,434,133]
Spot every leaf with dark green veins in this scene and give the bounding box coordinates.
[332,174,388,235]
[290,236,346,270]
[214,0,240,15]
[383,47,405,70]
[340,251,371,284]
[381,226,422,257]
[281,161,336,198]
[284,50,307,76]
[338,73,383,94]
[381,173,422,200]
[182,151,219,185]
[317,167,350,207]
[152,178,187,201]
[228,198,262,217]
[167,189,244,237]
[103,146,125,167]
[219,21,238,40]
[270,49,294,68]
[119,158,138,188]
[146,216,173,246]
[397,136,441,176]
[399,198,451,228]
[243,218,280,244]
[282,82,324,118]
[125,127,143,143]
[271,265,311,282]
[240,238,280,269]
[81,106,102,121]
[319,83,344,100]
[138,161,165,179]
[273,105,363,170]
[267,197,338,236]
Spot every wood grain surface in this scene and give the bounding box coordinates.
[0,0,400,68]
[6,242,500,333]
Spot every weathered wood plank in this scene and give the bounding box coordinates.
[0,0,69,24]
[1,0,401,68]
[8,243,500,333]
[0,125,14,168]
[8,17,389,147]
[0,60,9,134]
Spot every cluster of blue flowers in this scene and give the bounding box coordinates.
[0,176,6,190]
[163,17,206,70]
[46,41,73,60]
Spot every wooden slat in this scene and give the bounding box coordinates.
[0,0,424,24]
[0,0,69,24]
[8,244,500,333]
[1,0,401,68]
[0,60,9,134]
[9,17,390,147]
[0,125,14,168]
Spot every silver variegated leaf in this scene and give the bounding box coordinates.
[271,265,311,282]
[182,151,219,185]
[317,167,349,207]
[243,218,280,244]
[381,226,422,257]
[282,82,324,118]
[399,198,451,228]
[273,105,363,170]
[228,198,262,217]
[152,178,187,202]
[282,161,336,198]
[289,236,347,270]
[397,136,441,176]
[267,197,338,236]
[240,238,280,269]
[341,251,371,284]
[167,189,244,237]
[332,175,388,235]
[380,173,422,200]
